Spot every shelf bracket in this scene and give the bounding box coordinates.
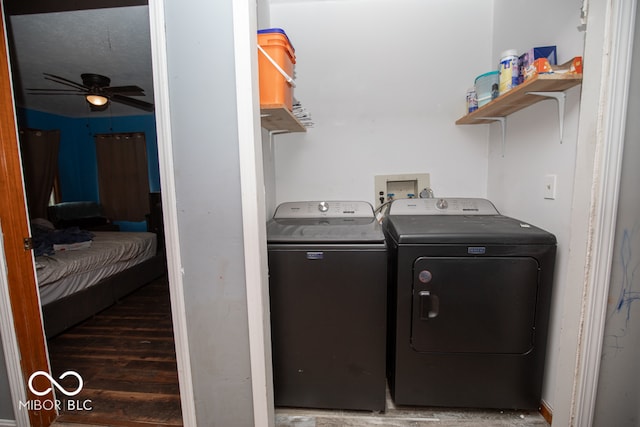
[526,91,566,143]
[479,116,507,157]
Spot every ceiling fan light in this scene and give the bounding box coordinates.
[86,94,109,106]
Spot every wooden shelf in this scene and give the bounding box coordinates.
[456,73,583,125]
[260,104,306,133]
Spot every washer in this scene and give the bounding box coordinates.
[383,198,556,410]
[266,201,387,411]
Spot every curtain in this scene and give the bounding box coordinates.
[19,129,60,219]
[95,132,150,221]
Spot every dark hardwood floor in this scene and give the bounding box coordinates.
[48,276,183,426]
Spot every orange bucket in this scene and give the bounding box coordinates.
[258,29,296,111]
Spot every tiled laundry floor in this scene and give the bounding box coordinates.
[275,390,549,427]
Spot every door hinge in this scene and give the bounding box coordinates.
[24,237,33,251]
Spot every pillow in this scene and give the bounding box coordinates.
[31,217,55,231]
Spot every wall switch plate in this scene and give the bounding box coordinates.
[544,174,557,200]
[374,173,431,207]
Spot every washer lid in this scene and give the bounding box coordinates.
[387,198,500,215]
[268,201,384,243]
[267,217,385,243]
[273,200,375,219]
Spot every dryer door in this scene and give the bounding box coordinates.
[411,256,539,354]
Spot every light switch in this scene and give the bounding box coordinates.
[544,174,557,200]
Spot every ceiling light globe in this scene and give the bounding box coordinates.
[86,94,109,106]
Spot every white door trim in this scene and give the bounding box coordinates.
[147,2,198,425]
[0,223,30,426]
[572,0,637,425]
[231,0,274,425]
[0,9,39,424]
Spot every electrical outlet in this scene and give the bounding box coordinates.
[374,173,431,207]
[544,174,557,200]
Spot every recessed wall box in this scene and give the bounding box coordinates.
[374,173,431,208]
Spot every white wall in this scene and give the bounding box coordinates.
[268,0,587,417]
[488,0,586,414]
[161,0,254,424]
[269,0,494,205]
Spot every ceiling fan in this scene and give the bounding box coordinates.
[27,73,154,112]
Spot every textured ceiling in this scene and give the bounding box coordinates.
[8,6,154,118]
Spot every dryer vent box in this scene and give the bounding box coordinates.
[374,173,431,208]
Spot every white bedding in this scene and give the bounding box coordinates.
[36,231,157,306]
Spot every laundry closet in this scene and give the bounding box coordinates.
[259,0,585,423]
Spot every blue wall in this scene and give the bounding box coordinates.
[17,109,160,230]
[18,109,160,201]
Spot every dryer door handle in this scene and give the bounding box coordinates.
[419,290,439,320]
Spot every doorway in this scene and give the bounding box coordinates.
[4,1,185,425]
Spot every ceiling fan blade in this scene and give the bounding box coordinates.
[104,85,146,95]
[26,92,84,96]
[110,94,155,112]
[27,88,84,93]
[43,73,88,90]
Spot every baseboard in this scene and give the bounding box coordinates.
[0,419,16,427]
[540,400,553,425]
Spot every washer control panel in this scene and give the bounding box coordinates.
[388,198,499,215]
[274,201,375,219]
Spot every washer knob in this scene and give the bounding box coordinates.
[318,201,330,212]
[436,198,448,210]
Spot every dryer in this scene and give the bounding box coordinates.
[267,201,387,411]
[383,198,556,410]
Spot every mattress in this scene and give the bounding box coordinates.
[36,231,157,306]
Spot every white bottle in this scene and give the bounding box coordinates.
[466,87,478,113]
[498,49,519,95]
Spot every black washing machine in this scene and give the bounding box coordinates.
[382,198,556,410]
[267,201,387,411]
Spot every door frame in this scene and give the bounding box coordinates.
[571,0,637,425]
[146,0,198,424]
[0,228,30,426]
[0,7,56,426]
[230,0,275,424]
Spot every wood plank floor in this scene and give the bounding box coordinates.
[48,276,183,427]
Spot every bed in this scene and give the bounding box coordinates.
[35,201,166,338]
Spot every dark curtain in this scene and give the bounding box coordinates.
[19,129,60,219]
[95,132,150,221]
